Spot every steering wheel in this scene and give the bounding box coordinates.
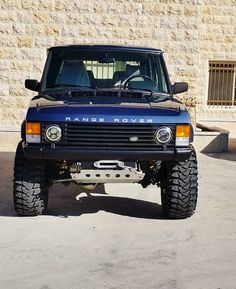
[123,74,157,89]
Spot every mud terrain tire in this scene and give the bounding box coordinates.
[13,141,49,216]
[161,146,198,219]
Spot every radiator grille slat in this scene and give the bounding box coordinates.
[42,123,175,149]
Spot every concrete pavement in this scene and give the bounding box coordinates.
[0,149,236,289]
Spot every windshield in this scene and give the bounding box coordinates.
[42,49,170,94]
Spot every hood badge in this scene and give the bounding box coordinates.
[129,136,139,142]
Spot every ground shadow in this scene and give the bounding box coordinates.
[48,194,163,219]
[0,152,17,216]
[202,138,236,162]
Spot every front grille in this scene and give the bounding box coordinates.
[42,123,175,150]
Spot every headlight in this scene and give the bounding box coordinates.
[45,125,62,142]
[155,127,172,144]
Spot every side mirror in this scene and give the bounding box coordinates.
[25,79,40,92]
[172,82,188,94]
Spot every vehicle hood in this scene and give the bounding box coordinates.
[27,96,190,124]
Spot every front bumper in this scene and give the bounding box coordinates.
[22,142,192,161]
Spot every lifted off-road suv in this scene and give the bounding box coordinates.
[13,45,198,218]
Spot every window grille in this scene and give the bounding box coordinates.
[85,61,138,79]
[207,61,236,106]
[85,61,116,79]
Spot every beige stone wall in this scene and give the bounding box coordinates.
[0,0,236,130]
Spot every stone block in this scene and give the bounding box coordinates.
[48,12,66,25]
[143,3,167,16]
[1,0,21,9]
[166,5,183,16]
[17,36,33,48]
[11,60,32,71]
[160,17,177,29]
[16,11,32,23]
[45,25,61,36]
[34,36,54,47]
[32,11,48,24]
[0,84,9,96]
[38,0,55,11]
[0,10,17,22]
[184,6,199,17]
[0,35,17,47]
[22,0,39,11]
[25,24,45,36]
[0,23,12,34]
[12,23,25,35]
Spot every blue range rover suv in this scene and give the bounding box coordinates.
[13,45,198,218]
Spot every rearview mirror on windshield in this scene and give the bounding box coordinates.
[172,82,188,94]
[99,57,116,63]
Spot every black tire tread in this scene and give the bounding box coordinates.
[161,145,198,219]
[13,141,48,216]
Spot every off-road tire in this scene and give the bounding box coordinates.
[13,141,49,216]
[160,145,198,219]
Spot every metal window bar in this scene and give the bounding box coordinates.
[85,61,139,80]
[85,61,116,79]
[208,61,236,107]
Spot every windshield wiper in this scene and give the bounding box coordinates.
[124,87,170,102]
[145,94,170,103]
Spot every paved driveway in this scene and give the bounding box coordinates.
[0,150,236,289]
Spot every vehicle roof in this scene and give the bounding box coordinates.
[48,44,163,54]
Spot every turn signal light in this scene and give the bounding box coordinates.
[26,122,41,135]
[176,125,190,138]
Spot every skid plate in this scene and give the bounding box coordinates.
[71,169,144,183]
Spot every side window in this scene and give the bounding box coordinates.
[158,58,168,93]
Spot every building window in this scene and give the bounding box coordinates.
[207,61,236,106]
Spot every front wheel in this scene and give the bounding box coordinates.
[13,141,49,216]
[160,146,198,219]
